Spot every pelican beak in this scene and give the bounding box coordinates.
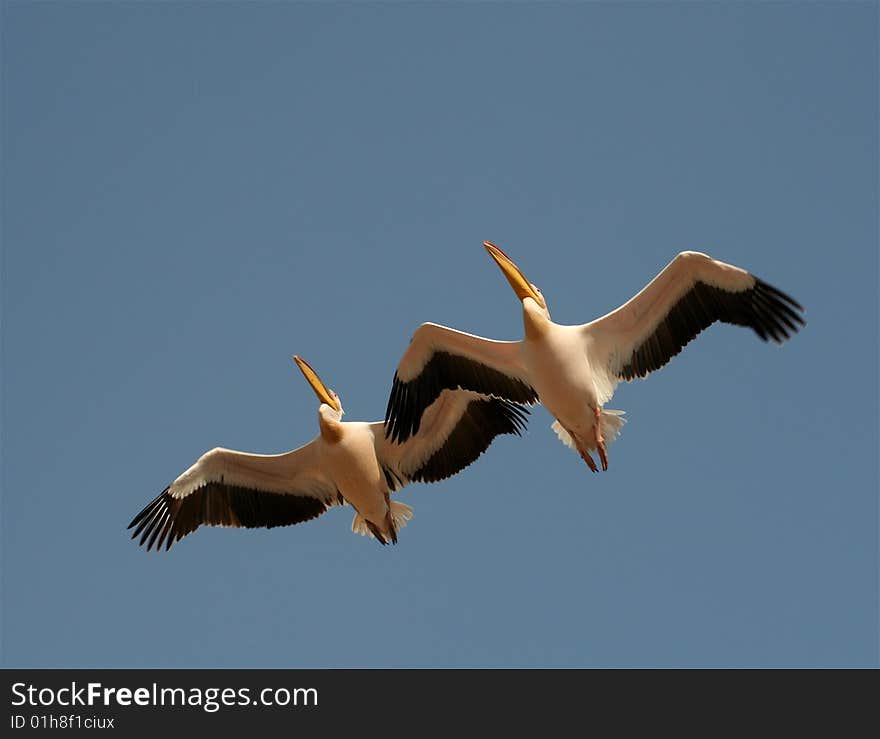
[293,355,341,412]
[483,241,545,308]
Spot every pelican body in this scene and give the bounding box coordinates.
[385,242,805,472]
[518,303,617,470]
[129,356,528,550]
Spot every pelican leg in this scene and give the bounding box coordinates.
[382,492,398,545]
[383,513,398,545]
[365,519,390,545]
[596,442,608,471]
[564,422,598,473]
[595,407,608,472]
[580,448,599,473]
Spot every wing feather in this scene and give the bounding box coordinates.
[128,441,338,551]
[386,323,537,443]
[375,390,529,488]
[584,252,805,397]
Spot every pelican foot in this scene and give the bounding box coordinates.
[580,449,599,473]
[597,441,608,471]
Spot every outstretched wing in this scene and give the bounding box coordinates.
[583,251,805,402]
[374,389,529,489]
[385,322,537,444]
[128,440,339,551]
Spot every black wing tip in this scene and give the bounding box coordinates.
[751,279,806,344]
[130,482,332,552]
[128,487,177,552]
[384,352,538,447]
[490,397,531,436]
[754,278,806,313]
[127,487,176,552]
[410,396,531,484]
[384,373,418,444]
[618,276,806,378]
[127,486,169,530]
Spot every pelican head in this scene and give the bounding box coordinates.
[293,355,344,417]
[483,241,549,315]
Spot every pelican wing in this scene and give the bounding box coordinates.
[128,441,339,551]
[583,251,805,400]
[374,389,529,488]
[386,322,538,443]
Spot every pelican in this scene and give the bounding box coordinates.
[128,355,528,550]
[385,242,805,472]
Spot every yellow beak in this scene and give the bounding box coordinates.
[293,355,341,412]
[483,241,545,308]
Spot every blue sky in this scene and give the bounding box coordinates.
[2,2,876,668]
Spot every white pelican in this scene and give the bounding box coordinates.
[129,355,528,550]
[386,242,805,472]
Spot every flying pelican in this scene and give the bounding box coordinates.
[385,242,805,472]
[128,355,529,550]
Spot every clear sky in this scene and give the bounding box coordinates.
[2,1,876,668]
